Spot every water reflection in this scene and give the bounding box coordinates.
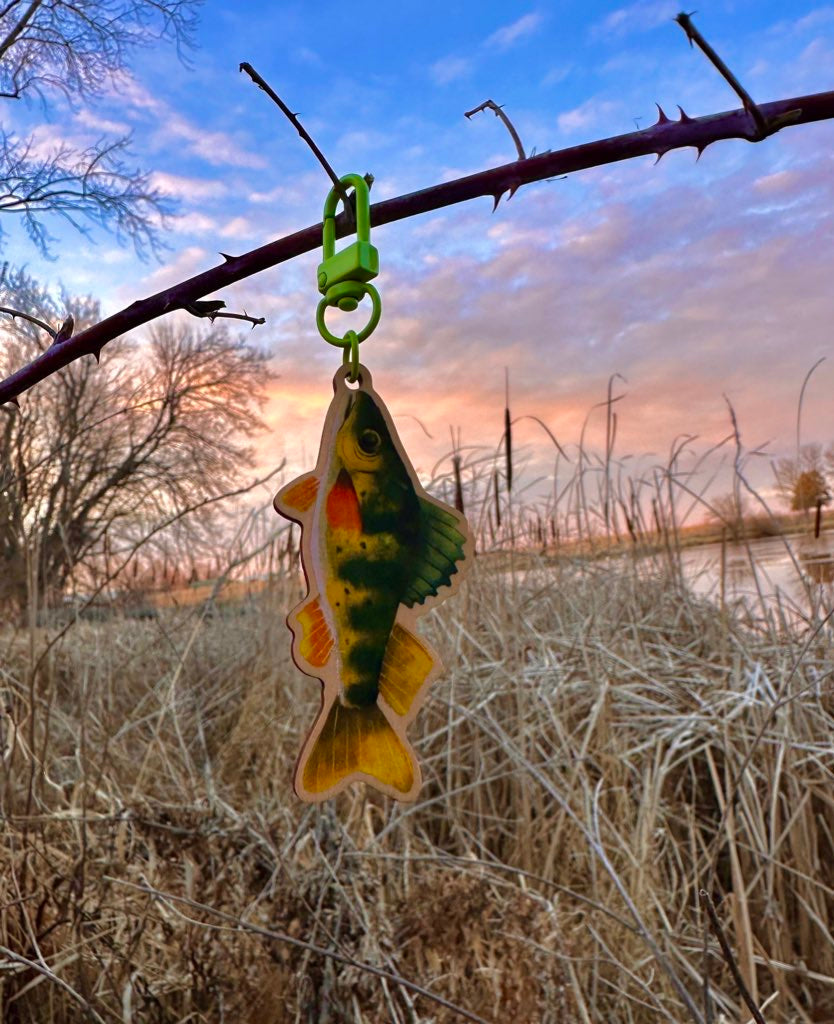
[798,543,834,584]
[678,532,834,616]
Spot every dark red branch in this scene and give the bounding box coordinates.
[1,89,833,406]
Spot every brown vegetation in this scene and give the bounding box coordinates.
[2,540,834,1022]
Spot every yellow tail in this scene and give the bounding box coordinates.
[296,698,419,801]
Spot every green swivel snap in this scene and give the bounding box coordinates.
[316,174,381,368]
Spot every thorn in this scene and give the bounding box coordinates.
[695,144,706,161]
[219,252,236,263]
[4,396,20,409]
[507,182,521,201]
[677,105,695,123]
[491,192,504,212]
[186,299,226,316]
[654,148,669,165]
[654,103,670,125]
[51,314,74,347]
[675,11,697,46]
[91,347,102,364]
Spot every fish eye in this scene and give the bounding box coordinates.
[358,429,381,455]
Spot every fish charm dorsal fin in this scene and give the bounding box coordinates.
[274,364,473,803]
[401,498,469,607]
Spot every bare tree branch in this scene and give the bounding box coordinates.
[0,131,172,258]
[0,0,198,101]
[1,87,833,406]
[699,891,767,1024]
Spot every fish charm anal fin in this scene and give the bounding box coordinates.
[378,624,434,718]
[274,364,473,802]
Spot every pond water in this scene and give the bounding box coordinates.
[677,531,834,618]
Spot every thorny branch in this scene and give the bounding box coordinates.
[1,87,834,406]
[240,61,355,225]
[0,306,56,338]
[465,99,526,160]
[676,13,770,140]
[183,299,265,328]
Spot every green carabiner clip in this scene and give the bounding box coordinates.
[316,173,381,355]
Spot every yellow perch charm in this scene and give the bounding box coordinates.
[274,364,472,802]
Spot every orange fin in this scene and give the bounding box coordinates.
[276,473,319,515]
[295,597,334,668]
[297,699,417,800]
[379,623,436,717]
[325,468,362,532]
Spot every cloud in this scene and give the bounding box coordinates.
[293,46,323,67]
[74,109,130,135]
[293,139,834,501]
[429,13,543,89]
[105,73,266,170]
[593,0,677,38]
[148,171,228,201]
[124,246,210,303]
[484,12,544,51]
[542,65,572,88]
[429,56,473,85]
[159,113,267,170]
[557,98,619,134]
[753,170,801,194]
[219,216,257,240]
[169,212,220,235]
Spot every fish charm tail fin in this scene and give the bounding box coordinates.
[297,699,420,801]
[378,623,437,719]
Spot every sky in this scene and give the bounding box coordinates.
[4,0,834,520]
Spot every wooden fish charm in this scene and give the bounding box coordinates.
[274,364,472,802]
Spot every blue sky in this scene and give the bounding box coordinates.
[5,1,834,508]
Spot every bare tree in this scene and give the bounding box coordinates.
[772,443,830,512]
[709,491,746,539]
[0,0,199,257]
[0,270,274,614]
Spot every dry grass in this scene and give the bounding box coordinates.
[1,544,834,1024]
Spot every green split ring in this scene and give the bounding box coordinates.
[315,281,381,349]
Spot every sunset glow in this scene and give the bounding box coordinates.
[5,1,834,509]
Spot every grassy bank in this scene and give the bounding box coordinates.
[1,551,834,1023]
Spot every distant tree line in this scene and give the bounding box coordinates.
[0,270,273,617]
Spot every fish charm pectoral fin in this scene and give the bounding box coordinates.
[275,472,319,515]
